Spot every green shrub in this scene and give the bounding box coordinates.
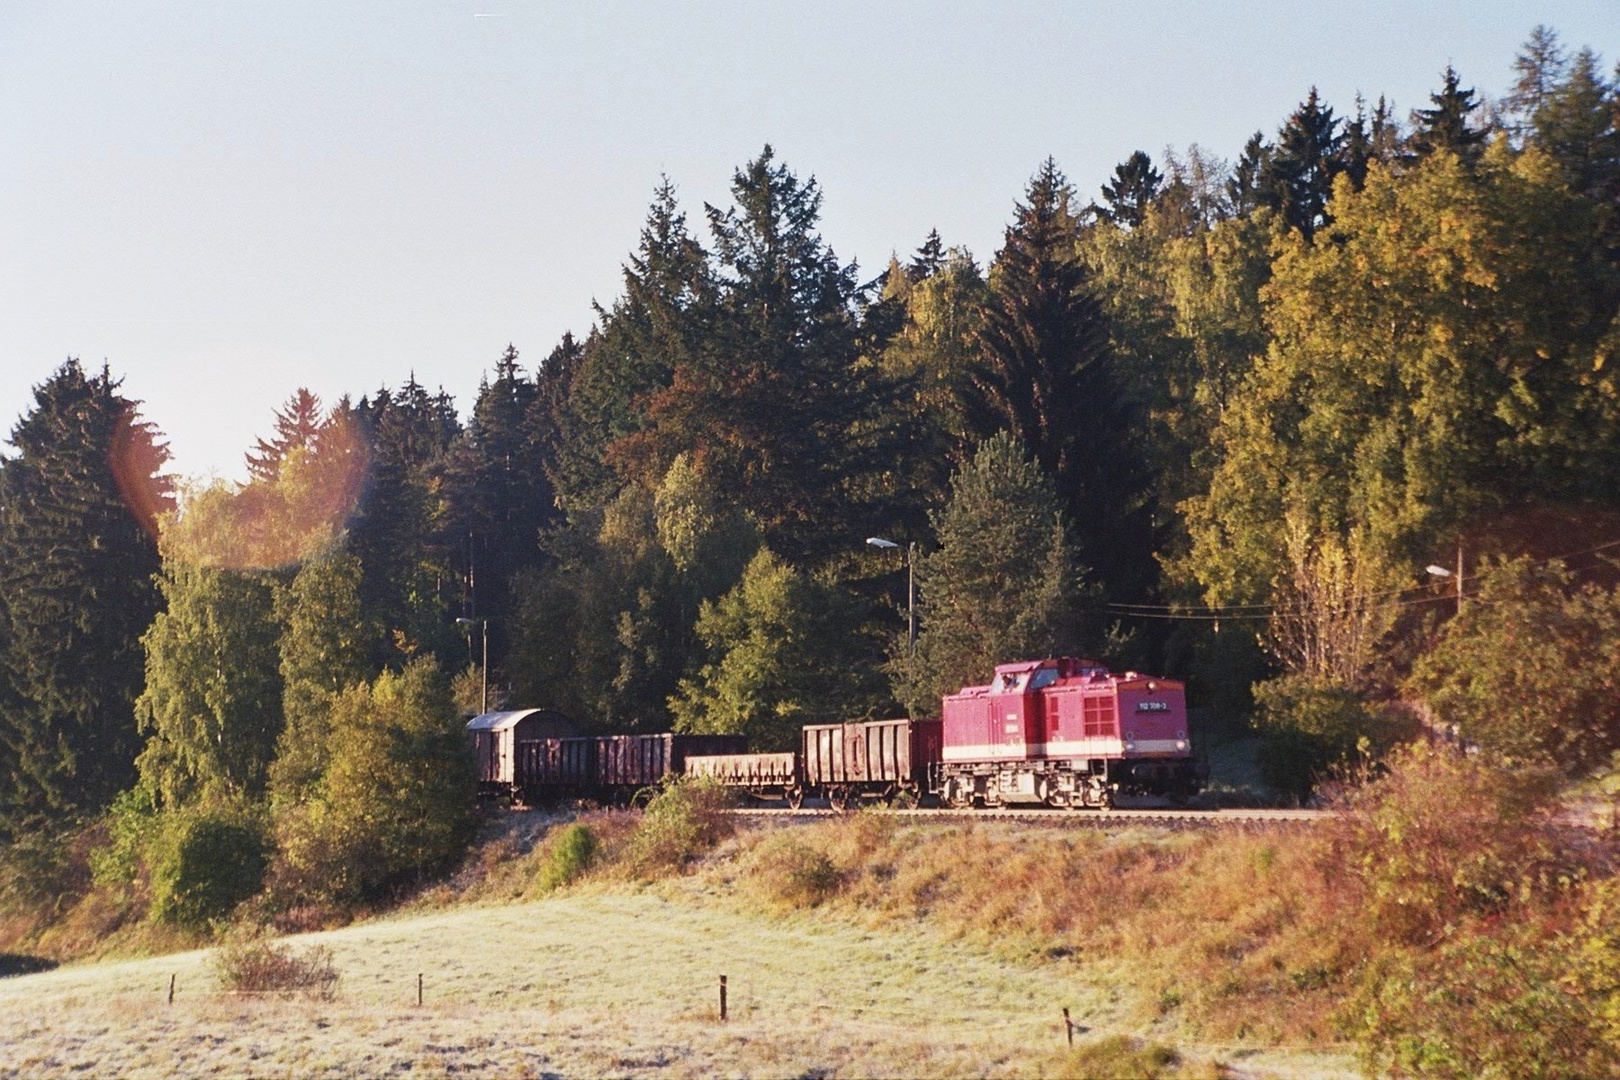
[88,787,161,893]
[1408,556,1620,773]
[621,778,733,877]
[1251,675,1411,802]
[212,937,338,999]
[149,807,268,929]
[749,834,844,909]
[537,823,597,892]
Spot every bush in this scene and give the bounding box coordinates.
[211,937,338,999]
[1251,675,1412,802]
[1408,556,1620,773]
[149,807,267,929]
[621,779,733,877]
[88,787,161,894]
[1323,743,1565,947]
[536,823,596,892]
[1354,877,1620,1079]
[749,834,844,909]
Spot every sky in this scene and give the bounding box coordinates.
[2,1,1617,482]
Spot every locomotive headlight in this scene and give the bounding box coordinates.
[1176,739,1188,751]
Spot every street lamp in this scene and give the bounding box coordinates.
[867,537,916,655]
[455,617,488,714]
[1426,547,1463,616]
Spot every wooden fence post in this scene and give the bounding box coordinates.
[417,973,423,1007]
[1062,1007,1073,1046]
[720,975,727,1021]
[168,973,176,1006]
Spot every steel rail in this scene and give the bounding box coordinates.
[727,806,1331,828]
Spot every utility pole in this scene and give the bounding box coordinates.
[456,617,488,713]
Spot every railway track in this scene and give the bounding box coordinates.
[729,805,1331,829]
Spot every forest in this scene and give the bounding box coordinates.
[1,25,1619,929]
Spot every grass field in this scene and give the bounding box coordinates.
[0,822,1358,1080]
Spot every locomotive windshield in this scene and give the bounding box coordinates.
[1029,667,1059,690]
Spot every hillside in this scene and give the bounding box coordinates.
[0,836,1355,1080]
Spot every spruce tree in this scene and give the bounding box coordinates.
[0,360,170,828]
[1261,89,1345,238]
[244,389,326,483]
[1409,67,1489,163]
[1227,132,1271,216]
[614,146,878,561]
[907,229,947,281]
[1098,150,1164,227]
[970,159,1155,607]
[441,346,555,672]
[349,376,461,666]
[905,433,1083,711]
[553,180,712,510]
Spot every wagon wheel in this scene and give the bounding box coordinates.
[831,786,855,813]
[629,785,659,809]
[890,783,920,810]
[785,786,805,810]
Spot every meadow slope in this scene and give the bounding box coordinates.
[0,858,1357,1079]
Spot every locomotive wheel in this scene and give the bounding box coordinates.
[785,786,805,810]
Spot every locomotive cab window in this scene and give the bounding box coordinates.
[1000,672,1028,692]
[1029,668,1059,691]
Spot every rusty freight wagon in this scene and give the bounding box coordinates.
[513,737,595,800]
[801,718,943,809]
[684,752,800,805]
[467,708,576,798]
[595,733,748,798]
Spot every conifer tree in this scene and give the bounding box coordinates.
[907,229,947,281]
[349,377,461,666]
[1261,89,1345,238]
[1409,67,1490,163]
[1098,150,1164,227]
[904,433,1083,711]
[244,389,326,484]
[553,180,711,510]
[1227,132,1271,216]
[614,146,881,561]
[441,346,554,669]
[971,159,1155,606]
[0,360,171,827]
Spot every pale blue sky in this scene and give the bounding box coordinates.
[3,2,1616,480]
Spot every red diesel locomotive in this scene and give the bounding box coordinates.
[936,657,1200,809]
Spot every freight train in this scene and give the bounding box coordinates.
[468,658,1202,810]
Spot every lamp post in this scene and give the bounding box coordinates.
[866,537,916,655]
[455,617,488,714]
[1426,546,1463,617]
